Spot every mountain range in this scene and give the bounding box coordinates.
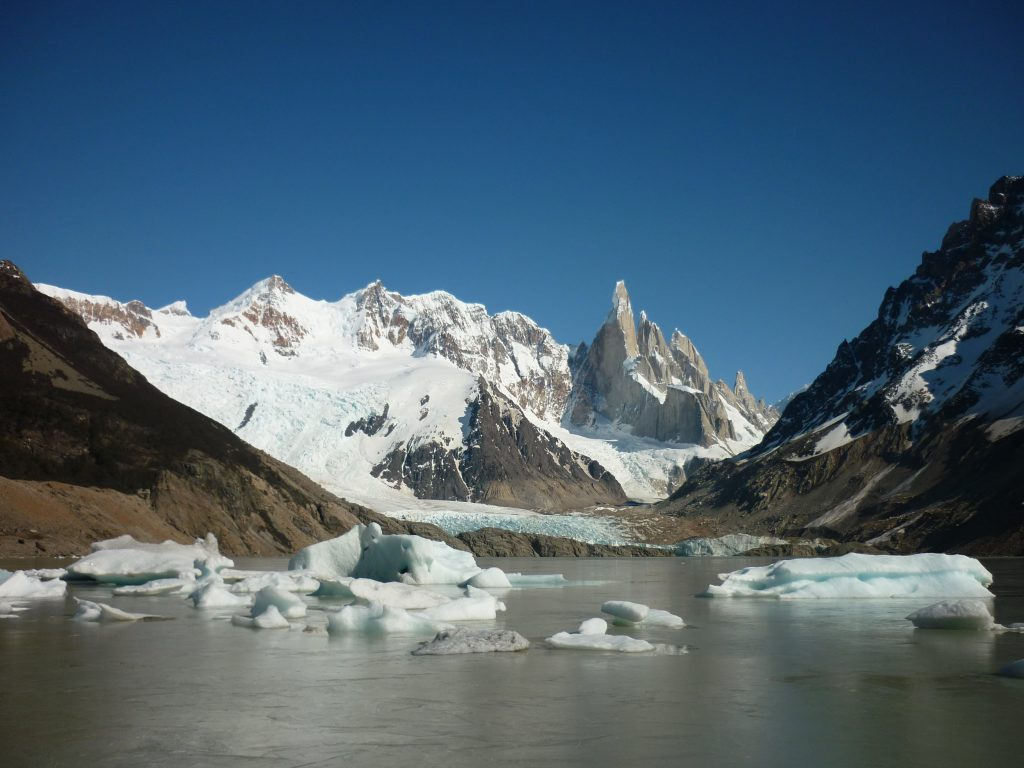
[38,276,777,512]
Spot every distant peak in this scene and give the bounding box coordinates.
[263,275,294,294]
[158,300,191,317]
[612,280,630,310]
[735,370,748,392]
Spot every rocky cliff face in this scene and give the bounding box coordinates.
[0,261,450,556]
[661,176,1024,555]
[569,281,779,446]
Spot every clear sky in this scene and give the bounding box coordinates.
[2,1,1022,403]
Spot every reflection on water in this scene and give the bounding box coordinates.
[1,557,1022,767]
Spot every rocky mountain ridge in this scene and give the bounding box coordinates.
[660,176,1024,555]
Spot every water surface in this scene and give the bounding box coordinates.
[1,557,1022,767]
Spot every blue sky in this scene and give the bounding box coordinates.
[2,1,1021,403]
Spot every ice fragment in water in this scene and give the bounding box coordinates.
[412,628,530,655]
[906,599,995,630]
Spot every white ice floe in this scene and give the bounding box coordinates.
[459,567,512,589]
[326,602,451,636]
[73,598,166,622]
[67,533,232,585]
[417,586,506,622]
[600,601,685,627]
[546,618,655,652]
[289,523,482,586]
[251,586,307,619]
[906,599,996,630]
[113,577,196,596]
[412,628,530,655]
[577,618,608,635]
[999,659,1024,679]
[21,568,67,580]
[676,533,788,556]
[0,570,67,599]
[288,527,362,581]
[348,578,450,610]
[231,604,291,630]
[352,523,481,585]
[189,581,251,609]
[601,600,649,623]
[703,553,994,599]
[228,571,320,595]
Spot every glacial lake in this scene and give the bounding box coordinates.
[2,556,1023,767]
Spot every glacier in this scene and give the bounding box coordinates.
[703,553,994,599]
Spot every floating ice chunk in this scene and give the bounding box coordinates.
[251,586,307,619]
[348,578,450,610]
[459,567,511,589]
[0,571,67,599]
[353,523,482,585]
[418,587,506,622]
[506,573,568,586]
[578,618,608,635]
[546,632,654,653]
[412,628,530,655]
[703,553,994,599]
[21,568,67,580]
[313,577,356,597]
[229,571,319,595]
[601,601,649,623]
[326,602,451,636]
[73,598,166,622]
[288,527,362,580]
[999,659,1024,679]
[906,599,996,630]
[232,604,291,630]
[676,533,788,556]
[189,581,251,609]
[643,609,686,628]
[113,577,195,596]
[67,533,232,585]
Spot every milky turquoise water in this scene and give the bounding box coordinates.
[1,557,1022,767]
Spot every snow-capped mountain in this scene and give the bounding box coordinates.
[39,276,778,509]
[662,176,1024,555]
[569,281,779,445]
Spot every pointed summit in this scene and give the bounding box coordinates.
[608,281,638,358]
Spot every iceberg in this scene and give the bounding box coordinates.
[906,600,996,630]
[67,533,232,585]
[702,553,994,599]
[600,601,685,627]
[0,601,27,619]
[347,578,450,610]
[418,586,506,622]
[251,586,307,620]
[459,567,512,589]
[601,600,649,623]
[998,659,1024,679]
[289,524,482,585]
[412,628,530,655]
[546,618,655,652]
[232,604,291,630]
[676,533,788,556]
[0,570,67,599]
[506,573,568,587]
[189,581,251,609]
[73,598,166,622]
[113,577,195,596]
[326,602,451,636]
[352,523,481,585]
[287,527,362,581]
[228,571,319,595]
